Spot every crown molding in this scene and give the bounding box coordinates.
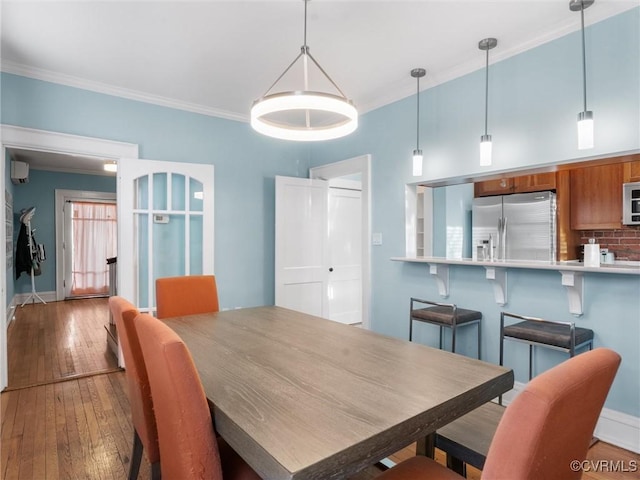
[359,3,639,114]
[0,60,249,123]
[1,3,636,121]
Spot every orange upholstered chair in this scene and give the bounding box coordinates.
[135,313,261,480]
[377,347,621,480]
[108,296,160,480]
[155,275,219,319]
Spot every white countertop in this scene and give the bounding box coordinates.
[391,256,640,275]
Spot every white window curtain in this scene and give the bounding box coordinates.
[70,201,117,296]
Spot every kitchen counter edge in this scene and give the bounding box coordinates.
[391,257,640,275]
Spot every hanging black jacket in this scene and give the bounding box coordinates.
[15,223,33,279]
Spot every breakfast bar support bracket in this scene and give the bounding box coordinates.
[428,263,449,298]
[560,271,584,317]
[484,266,507,306]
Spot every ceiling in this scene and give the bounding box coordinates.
[1,1,637,173]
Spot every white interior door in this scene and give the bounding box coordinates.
[118,159,214,312]
[327,182,362,324]
[275,176,328,317]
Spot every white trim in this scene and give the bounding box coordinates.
[1,125,138,160]
[310,155,372,330]
[595,407,640,454]
[0,137,6,390]
[503,380,640,454]
[14,291,57,305]
[358,3,639,114]
[0,124,139,391]
[1,60,246,123]
[5,299,16,329]
[2,3,634,121]
[54,190,117,301]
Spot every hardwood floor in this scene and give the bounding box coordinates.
[1,372,140,480]
[2,300,638,479]
[6,298,118,389]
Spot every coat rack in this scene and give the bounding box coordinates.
[19,207,46,306]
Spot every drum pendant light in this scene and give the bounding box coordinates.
[411,68,426,177]
[250,0,357,141]
[570,0,595,149]
[478,37,497,166]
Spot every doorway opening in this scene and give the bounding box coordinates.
[311,154,371,329]
[0,124,138,391]
[55,190,118,301]
[65,200,117,299]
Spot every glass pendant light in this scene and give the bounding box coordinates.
[571,0,595,150]
[478,38,497,166]
[411,68,426,177]
[250,0,357,141]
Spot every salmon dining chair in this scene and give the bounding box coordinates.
[108,296,160,480]
[155,275,219,319]
[135,313,262,480]
[377,347,621,480]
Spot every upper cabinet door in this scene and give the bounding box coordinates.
[570,163,623,230]
[474,178,514,197]
[623,160,640,183]
[512,173,557,194]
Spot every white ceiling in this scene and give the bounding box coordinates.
[1,1,637,173]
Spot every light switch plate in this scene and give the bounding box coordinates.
[372,233,382,245]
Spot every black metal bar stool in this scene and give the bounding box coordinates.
[500,311,594,381]
[409,298,482,359]
[435,312,595,477]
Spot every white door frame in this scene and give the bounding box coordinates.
[310,154,372,330]
[54,189,117,301]
[0,124,138,391]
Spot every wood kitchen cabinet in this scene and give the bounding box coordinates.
[474,178,514,197]
[623,160,640,183]
[512,172,557,193]
[570,163,623,230]
[475,173,557,197]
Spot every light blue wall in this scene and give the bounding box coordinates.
[1,73,310,309]
[12,170,116,294]
[310,8,640,417]
[0,8,638,417]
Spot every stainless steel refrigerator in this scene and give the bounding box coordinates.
[472,191,557,261]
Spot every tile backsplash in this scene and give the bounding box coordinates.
[579,226,640,261]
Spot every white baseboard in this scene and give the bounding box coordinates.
[5,296,16,328]
[595,407,640,454]
[14,290,57,305]
[503,381,640,454]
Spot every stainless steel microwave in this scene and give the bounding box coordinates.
[623,182,640,225]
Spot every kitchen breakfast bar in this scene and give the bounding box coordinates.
[392,256,640,316]
[391,255,640,452]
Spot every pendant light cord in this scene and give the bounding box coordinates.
[416,75,420,151]
[580,0,588,112]
[259,0,348,99]
[484,47,489,137]
[304,0,308,49]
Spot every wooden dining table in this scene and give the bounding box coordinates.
[162,306,513,480]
